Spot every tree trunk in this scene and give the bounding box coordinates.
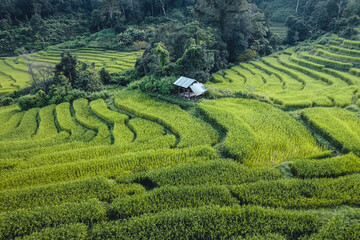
[296,0,300,13]
[337,0,343,19]
[159,0,166,16]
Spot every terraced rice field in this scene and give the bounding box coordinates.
[1,38,360,238]
[270,22,288,39]
[0,48,140,94]
[208,37,360,109]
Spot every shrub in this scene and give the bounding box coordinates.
[17,90,48,110]
[0,97,13,106]
[237,48,258,62]
[139,75,176,95]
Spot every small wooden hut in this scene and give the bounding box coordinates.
[173,76,207,100]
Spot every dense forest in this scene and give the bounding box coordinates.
[0,0,359,108]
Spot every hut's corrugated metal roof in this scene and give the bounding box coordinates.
[190,83,207,96]
[173,76,196,88]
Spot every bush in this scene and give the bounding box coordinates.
[139,75,176,95]
[99,68,111,84]
[17,90,48,110]
[111,69,137,86]
[0,97,13,106]
[237,48,258,62]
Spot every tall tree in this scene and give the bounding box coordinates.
[195,0,265,61]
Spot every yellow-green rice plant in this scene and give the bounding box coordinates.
[311,207,360,239]
[128,118,166,143]
[212,74,226,83]
[291,153,360,178]
[55,102,96,142]
[0,111,23,135]
[34,105,59,139]
[0,132,74,159]
[0,145,217,190]
[300,52,353,70]
[350,68,360,76]
[330,45,360,57]
[3,58,29,72]
[108,185,238,220]
[316,49,360,63]
[0,60,30,89]
[290,54,325,71]
[90,205,320,239]
[278,54,336,85]
[0,108,39,141]
[316,44,327,49]
[328,40,341,46]
[89,99,133,144]
[18,134,176,169]
[20,223,88,240]
[73,98,110,143]
[0,177,145,212]
[302,107,360,155]
[238,63,280,86]
[249,60,303,90]
[199,98,325,167]
[115,91,219,147]
[262,56,327,88]
[343,40,360,49]
[0,104,19,114]
[0,199,106,239]
[228,174,360,208]
[0,107,19,125]
[322,68,359,85]
[120,159,280,187]
[283,47,296,54]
